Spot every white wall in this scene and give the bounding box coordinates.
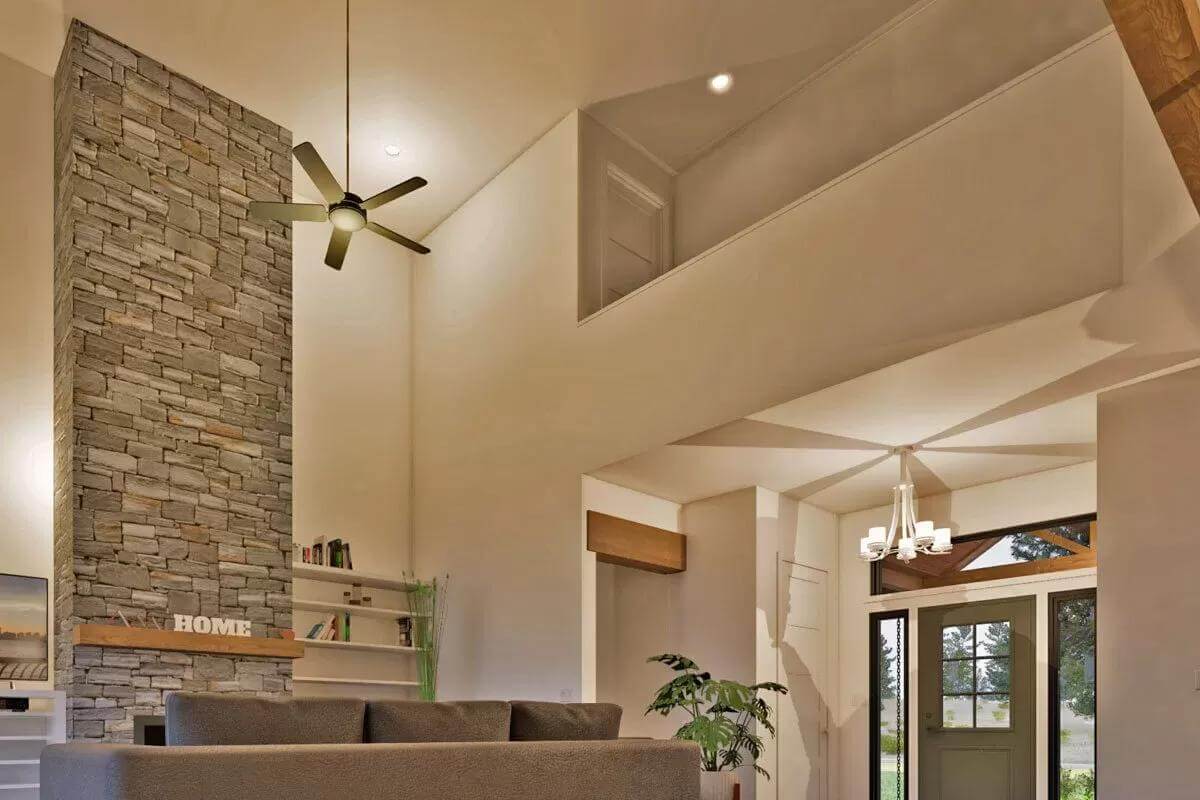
[287,171,416,696]
[755,489,840,800]
[837,461,1097,800]
[413,23,1168,702]
[0,51,53,687]
[673,0,1111,263]
[1097,366,1200,800]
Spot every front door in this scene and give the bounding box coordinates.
[776,560,829,800]
[918,597,1034,800]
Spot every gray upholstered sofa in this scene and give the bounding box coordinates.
[40,694,699,800]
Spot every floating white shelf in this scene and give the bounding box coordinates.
[0,714,51,719]
[301,638,417,654]
[292,563,418,592]
[293,677,419,687]
[0,783,38,790]
[0,737,46,743]
[293,599,423,620]
[0,761,37,766]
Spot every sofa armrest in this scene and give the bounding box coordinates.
[42,739,700,800]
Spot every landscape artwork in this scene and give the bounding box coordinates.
[0,574,48,681]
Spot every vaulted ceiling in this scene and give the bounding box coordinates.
[1,0,924,238]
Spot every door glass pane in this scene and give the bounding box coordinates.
[942,625,973,659]
[942,695,973,728]
[976,658,1010,693]
[975,621,1011,656]
[976,694,1010,728]
[1055,595,1096,799]
[942,660,973,694]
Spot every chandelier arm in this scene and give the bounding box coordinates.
[885,485,901,552]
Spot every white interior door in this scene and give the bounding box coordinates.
[776,560,829,800]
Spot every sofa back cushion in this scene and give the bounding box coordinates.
[166,693,366,746]
[366,701,512,743]
[509,701,622,741]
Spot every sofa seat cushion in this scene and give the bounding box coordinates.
[366,701,512,743]
[509,702,622,741]
[166,694,366,746]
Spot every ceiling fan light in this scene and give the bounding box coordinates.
[329,204,367,232]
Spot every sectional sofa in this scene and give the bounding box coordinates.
[40,694,700,800]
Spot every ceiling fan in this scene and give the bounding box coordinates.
[249,0,429,269]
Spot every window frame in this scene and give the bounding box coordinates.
[939,619,1013,730]
[869,609,909,800]
[1048,587,1098,799]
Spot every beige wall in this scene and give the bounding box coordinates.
[673,0,1111,263]
[1097,367,1200,799]
[413,19,1171,703]
[837,461,1097,800]
[0,51,53,687]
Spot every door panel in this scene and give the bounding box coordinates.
[777,561,828,800]
[918,597,1034,800]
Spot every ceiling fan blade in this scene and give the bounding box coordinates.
[324,228,353,270]
[248,202,328,223]
[362,177,428,211]
[293,142,344,204]
[367,221,430,254]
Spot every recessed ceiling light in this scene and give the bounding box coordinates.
[707,73,733,94]
[384,144,402,157]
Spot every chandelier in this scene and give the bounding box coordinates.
[858,448,953,562]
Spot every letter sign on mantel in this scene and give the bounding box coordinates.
[173,614,252,637]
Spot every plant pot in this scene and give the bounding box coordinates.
[698,770,738,800]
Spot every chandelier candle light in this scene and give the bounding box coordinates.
[859,448,953,563]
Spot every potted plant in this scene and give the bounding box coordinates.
[645,653,788,800]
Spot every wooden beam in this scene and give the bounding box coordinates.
[1104,0,1200,208]
[921,551,1096,588]
[73,624,305,659]
[586,510,686,574]
[1028,527,1090,555]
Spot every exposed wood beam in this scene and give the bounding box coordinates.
[586,510,687,574]
[1105,0,1200,208]
[1028,527,1090,555]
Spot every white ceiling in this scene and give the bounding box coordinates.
[1,0,925,238]
[592,286,1200,513]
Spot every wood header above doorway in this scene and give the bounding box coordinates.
[1105,0,1200,207]
[586,511,687,574]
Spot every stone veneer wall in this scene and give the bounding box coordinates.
[53,21,295,741]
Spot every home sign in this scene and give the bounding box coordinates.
[173,614,252,637]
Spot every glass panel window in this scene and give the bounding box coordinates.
[872,611,907,800]
[874,515,1095,594]
[942,696,973,728]
[942,625,973,659]
[976,695,1011,728]
[1052,591,1096,800]
[940,620,1012,729]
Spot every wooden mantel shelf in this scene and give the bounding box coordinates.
[72,624,305,659]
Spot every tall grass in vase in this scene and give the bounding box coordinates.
[406,574,449,701]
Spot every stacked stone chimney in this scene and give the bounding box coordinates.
[53,21,295,740]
